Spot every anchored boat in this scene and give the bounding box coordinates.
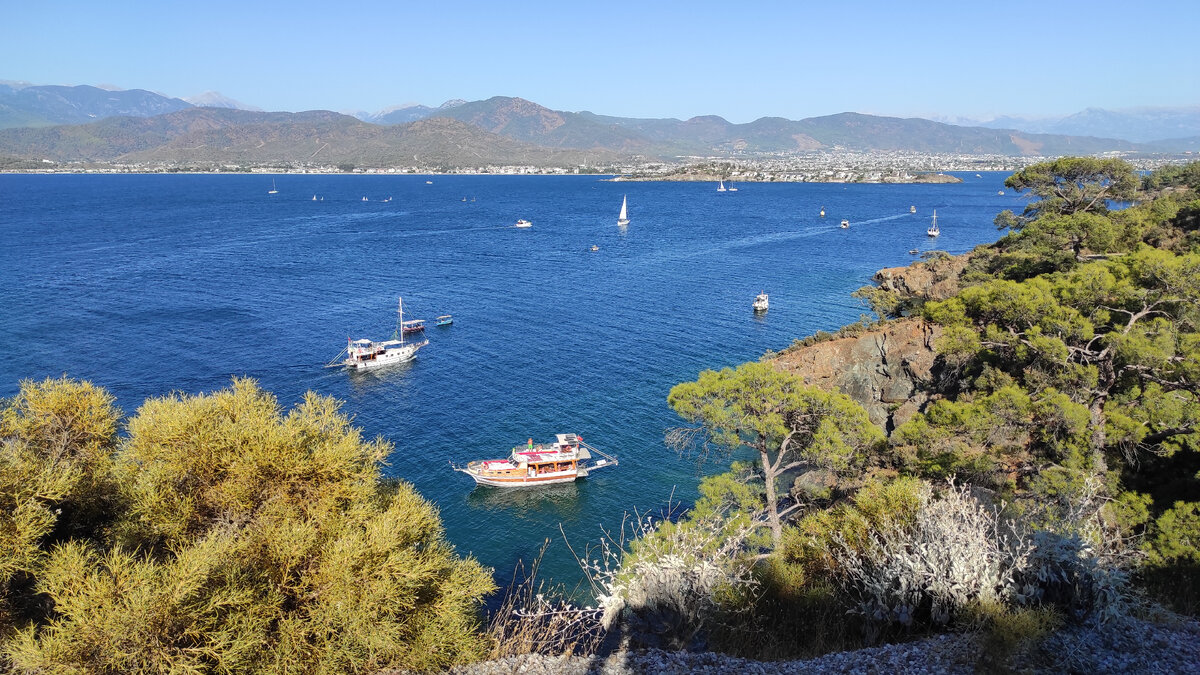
[326,297,428,370]
[753,291,769,312]
[452,434,618,487]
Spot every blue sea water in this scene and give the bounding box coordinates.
[0,172,1022,589]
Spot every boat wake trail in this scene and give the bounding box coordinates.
[854,212,914,226]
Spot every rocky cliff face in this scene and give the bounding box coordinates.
[773,318,940,433]
[874,253,970,303]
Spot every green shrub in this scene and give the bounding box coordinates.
[966,600,1063,674]
[2,378,494,673]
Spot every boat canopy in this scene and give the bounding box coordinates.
[351,339,373,345]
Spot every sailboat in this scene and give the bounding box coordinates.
[268,179,278,195]
[927,210,940,237]
[717,180,727,192]
[820,207,825,218]
[617,195,630,226]
[329,297,428,370]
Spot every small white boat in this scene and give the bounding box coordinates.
[840,219,850,229]
[717,180,727,192]
[820,207,825,217]
[753,292,769,312]
[927,209,940,237]
[312,194,317,201]
[910,205,916,213]
[268,179,278,195]
[329,297,428,370]
[617,195,630,226]
[514,219,532,228]
[425,180,433,184]
[452,434,618,487]
[728,181,738,192]
[998,190,1005,195]
[362,196,368,202]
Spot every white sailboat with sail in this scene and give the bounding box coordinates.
[927,210,940,237]
[617,195,630,226]
[717,180,727,192]
[268,179,278,195]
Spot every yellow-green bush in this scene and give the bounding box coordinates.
[2,377,494,673]
[1,377,121,638]
[966,600,1063,674]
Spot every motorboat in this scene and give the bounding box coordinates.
[452,434,618,487]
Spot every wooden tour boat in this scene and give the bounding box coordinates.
[452,433,618,487]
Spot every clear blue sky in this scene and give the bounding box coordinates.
[4,0,1197,122]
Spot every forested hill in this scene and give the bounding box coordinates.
[639,158,1200,667]
[0,107,621,167]
[0,93,1169,167]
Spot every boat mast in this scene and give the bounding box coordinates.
[396,296,405,344]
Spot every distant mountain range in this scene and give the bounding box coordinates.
[0,83,191,128]
[964,107,1200,144]
[182,91,262,112]
[0,81,1196,168]
[0,107,619,168]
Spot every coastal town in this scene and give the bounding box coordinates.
[6,148,1192,181]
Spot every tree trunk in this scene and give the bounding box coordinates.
[761,445,782,549]
[1089,397,1108,475]
[1089,357,1116,475]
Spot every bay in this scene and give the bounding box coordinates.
[0,172,1020,588]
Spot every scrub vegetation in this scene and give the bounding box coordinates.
[0,378,493,673]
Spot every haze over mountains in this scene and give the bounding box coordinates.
[1,81,1196,168]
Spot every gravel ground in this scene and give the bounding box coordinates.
[445,615,1200,674]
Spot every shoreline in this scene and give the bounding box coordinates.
[0,170,970,182]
